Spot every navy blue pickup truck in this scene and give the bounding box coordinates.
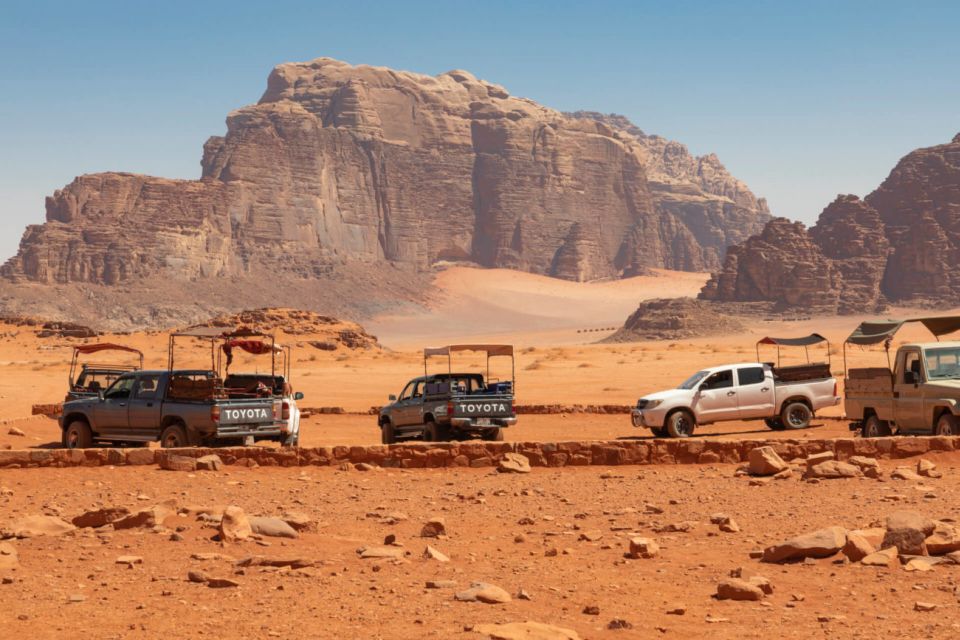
[60,370,284,448]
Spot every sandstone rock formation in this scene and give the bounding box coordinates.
[701,133,960,312]
[0,58,770,328]
[604,297,745,342]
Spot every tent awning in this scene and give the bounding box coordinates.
[424,344,514,358]
[73,343,143,357]
[757,333,828,347]
[846,316,960,346]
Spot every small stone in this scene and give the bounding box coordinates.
[517,588,532,600]
[805,460,861,479]
[848,456,879,471]
[716,579,764,601]
[206,578,240,588]
[578,530,603,542]
[842,534,875,562]
[747,446,788,476]
[421,517,446,538]
[582,605,600,615]
[917,459,942,478]
[861,547,898,567]
[7,427,25,436]
[195,454,223,472]
[219,506,252,542]
[805,451,835,466]
[497,452,531,474]
[68,594,86,603]
[608,618,633,629]
[748,575,773,595]
[115,556,143,566]
[666,606,686,615]
[474,622,579,639]
[628,537,659,559]
[914,601,937,612]
[358,546,405,560]
[423,545,450,562]
[188,571,208,583]
[425,580,457,589]
[159,454,197,472]
[248,517,299,539]
[5,515,75,539]
[454,582,512,604]
[891,467,923,481]
[72,507,130,529]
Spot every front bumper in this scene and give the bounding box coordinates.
[450,416,517,429]
[631,408,667,429]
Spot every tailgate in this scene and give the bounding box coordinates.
[218,400,277,425]
[451,395,513,418]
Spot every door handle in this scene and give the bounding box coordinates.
[119,403,126,407]
[726,391,736,396]
[761,387,770,392]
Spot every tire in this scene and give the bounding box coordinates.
[861,414,891,438]
[281,432,299,447]
[665,410,695,438]
[780,401,812,430]
[482,428,504,441]
[62,420,93,449]
[650,427,668,438]
[423,420,449,442]
[934,413,957,436]
[159,423,190,448]
[381,421,396,445]
[764,417,786,431]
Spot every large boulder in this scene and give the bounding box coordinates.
[882,511,935,556]
[762,526,847,563]
[3,515,75,539]
[748,447,789,476]
[219,506,253,542]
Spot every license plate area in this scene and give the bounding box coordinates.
[475,418,492,427]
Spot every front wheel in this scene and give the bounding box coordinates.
[62,420,93,449]
[159,424,189,448]
[861,414,891,438]
[665,410,695,438]
[780,401,812,430]
[381,421,396,445]
[764,417,786,431]
[934,413,958,436]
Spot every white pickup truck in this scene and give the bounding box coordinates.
[631,362,840,438]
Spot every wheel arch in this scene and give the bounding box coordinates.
[778,396,813,415]
[62,412,93,432]
[663,406,695,428]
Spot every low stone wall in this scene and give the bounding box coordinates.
[0,436,956,470]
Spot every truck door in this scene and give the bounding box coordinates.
[735,366,776,418]
[894,349,925,431]
[93,374,136,429]
[393,381,420,427]
[128,373,163,435]
[694,369,739,422]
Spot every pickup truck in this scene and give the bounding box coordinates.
[378,373,516,443]
[224,373,303,446]
[846,342,960,437]
[59,369,283,448]
[631,362,840,437]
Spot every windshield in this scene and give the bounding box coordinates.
[924,346,960,380]
[678,370,710,390]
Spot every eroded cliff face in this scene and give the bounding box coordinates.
[2,58,770,295]
[700,134,960,312]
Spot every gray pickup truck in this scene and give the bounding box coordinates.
[378,345,517,444]
[59,369,283,448]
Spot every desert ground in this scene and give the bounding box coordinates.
[3,267,960,639]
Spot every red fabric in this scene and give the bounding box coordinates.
[221,340,278,367]
[74,343,143,356]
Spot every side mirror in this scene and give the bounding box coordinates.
[97,390,105,402]
[388,394,397,402]
[294,392,304,401]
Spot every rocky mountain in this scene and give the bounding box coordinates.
[0,58,770,328]
[701,133,960,313]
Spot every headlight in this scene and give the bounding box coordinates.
[644,399,663,409]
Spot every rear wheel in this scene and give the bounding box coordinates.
[665,410,695,438]
[381,421,396,445]
[281,431,299,447]
[159,423,189,448]
[780,401,812,430]
[482,428,504,441]
[423,420,449,442]
[764,417,786,431]
[62,420,93,449]
[934,413,957,436]
[861,414,891,438]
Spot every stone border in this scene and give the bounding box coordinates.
[0,436,956,470]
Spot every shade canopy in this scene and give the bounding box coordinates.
[173,326,271,339]
[424,344,514,358]
[73,343,143,357]
[757,333,828,347]
[846,316,960,346]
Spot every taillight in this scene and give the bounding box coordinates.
[447,401,454,416]
[211,405,221,423]
[833,381,838,396]
[273,401,282,421]
[282,401,290,421]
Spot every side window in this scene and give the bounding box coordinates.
[134,375,161,400]
[701,370,733,390]
[903,352,922,383]
[399,383,413,401]
[104,376,135,400]
[411,381,424,398]
[737,367,766,386]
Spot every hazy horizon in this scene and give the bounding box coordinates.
[1,0,957,262]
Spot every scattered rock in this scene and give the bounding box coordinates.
[841,533,875,562]
[628,537,659,559]
[421,517,446,538]
[423,545,450,562]
[72,507,130,529]
[925,522,960,555]
[235,556,314,569]
[891,467,923,481]
[280,511,316,533]
[497,453,531,474]
[805,451,835,466]
[762,526,847,563]
[249,517,299,539]
[0,541,19,570]
[7,427,25,437]
[115,555,143,566]
[805,460,861,479]
[426,580,457,589]
[861,547,898,567]
[716,579,764,601]
[219,506,253,542]
[747,447,788,476]
[882,511,934,556]
[582,605,600,615]
[917,459,942,478]
[159,454,197,472]
[358,546,405,560]
[206,577,240,588]
[455,582,512,604]
[4,515,75,539]
[914,601,937,612]
[196,454,223,472]
[848,456,879,471]
[608,618,634,629]
[748,575,773,595]
[113,501,176,530]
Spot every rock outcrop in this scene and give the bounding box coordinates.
[701,134,960,311]
[0,58,769,327]
[604,297,745,342]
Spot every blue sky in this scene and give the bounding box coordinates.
[1,0,958,260]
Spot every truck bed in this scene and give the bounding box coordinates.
[772,362,832,383]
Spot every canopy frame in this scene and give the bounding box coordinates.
[169,327,278,378]
[755,333,830,367]
[69,343,144,388]
[423,344,516,390]
[842,315,960,373]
